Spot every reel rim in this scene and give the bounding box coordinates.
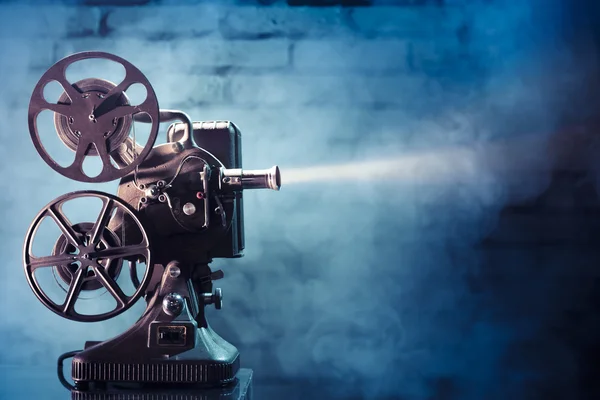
[27,51,160,183]
[23,190,153,322]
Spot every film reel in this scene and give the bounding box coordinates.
[23,191,152,322]
[28,51,160,183]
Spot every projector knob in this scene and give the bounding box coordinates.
[203,288,223,310]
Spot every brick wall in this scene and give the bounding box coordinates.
[1,1,597,398]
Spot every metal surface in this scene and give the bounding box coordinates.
[28,51,160,183]
[23,51,282,391]
[52,222,124,292]
[221,166,281,191]
[23,190,152,322]
[69,369,253,400]
[162,292,185,316]
[71,262,239,386]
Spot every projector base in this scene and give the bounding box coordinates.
[70,368,253,400]
[71,262,240,388]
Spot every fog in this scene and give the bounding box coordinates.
[0,0,598,399]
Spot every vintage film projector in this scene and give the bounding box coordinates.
[23,51,280,391]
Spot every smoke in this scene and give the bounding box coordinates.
[0,0,597,399]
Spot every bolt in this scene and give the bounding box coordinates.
[140,197,147,204]
[168,265,181,278]
[196,192,204,200]
[162,292,184,316]
[157,180,165,188]
[182,202,196,216]
[158,194,167,203]
[203,288,223,310]
[222,177,231,184]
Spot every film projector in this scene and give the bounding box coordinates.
[23,51,280,398]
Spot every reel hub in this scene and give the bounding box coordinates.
[54,78,132,156]
[52,222,123,292]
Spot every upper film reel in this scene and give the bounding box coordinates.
[23,191,153,322]
[28,51,160,183]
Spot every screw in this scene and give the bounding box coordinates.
[214,207,222,215]
[196,192,204,200]
[139,184,145,189]
[168,265,181,278]
[157,180,165,188]
[140,197,147,204]
[158,194,166,203]
[182,202,196,216]
[68,117,74,124]
[162,292,184,316]
[222,177,231,184]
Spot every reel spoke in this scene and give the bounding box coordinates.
[70,137,91,172]
[89,198,114,246]
[41,101,72,117]
[54,72,83,106]
[27,254,77,271]
[99,105,137,121]
[29,91,73,117]
[62,267,86,313]
[91,263,127,307]
[94,137,117,175]
[96,64,137,109]
[47,206,82,248]
[91,244,149,260]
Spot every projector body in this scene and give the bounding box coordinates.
[22,51,280,392]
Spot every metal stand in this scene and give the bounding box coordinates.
[72,261,239,388]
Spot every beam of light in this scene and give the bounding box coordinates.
[281,129,588,186]
[282,148,478,185]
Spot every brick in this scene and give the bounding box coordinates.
[172,38,289,68]
[56,38,289,71]
[0,6,99,38]
[227,74,438,107]
[0,39,56,71]
[219,6,352,39]
[105,5,219,39]
[293,39,410,72]
[149,74,228,107]
[351,6,467,38]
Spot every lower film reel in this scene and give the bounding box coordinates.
[23,191,152,322]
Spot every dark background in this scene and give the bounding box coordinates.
[1,0,600,399]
